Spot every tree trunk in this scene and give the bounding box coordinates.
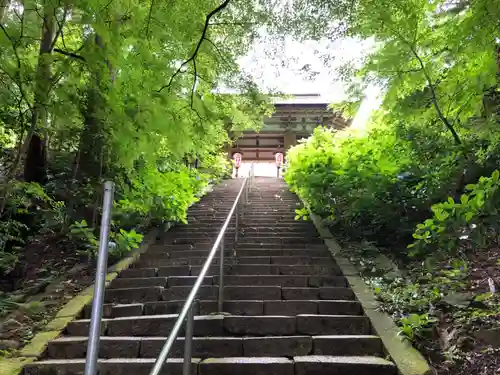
[78,85,106,179]
[0,0,10,22]
[482,45,500,118]
[77,33,113,181]
[23,2,57,183]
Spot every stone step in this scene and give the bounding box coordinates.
[171,229,237,235]
[235,249,328,257]
[110,276,214,289]
[239,229,318,234]
[121,263,341,279]
[211,275,347,287]
[159,240,234,247]
[133,256,338,268]
[239,221,313,226]
[66,314,371,337]
[84,300,363,319]
[140,249,330,259]
[45,334,383,360]
[148,263,342,278]
[23,358,197,375]
[200,356,396,375]
[239,236,322,242]
[24,179,399,375]
[237,237,324,244]
[236,243,326,249]
[23,356,397,375]
[140,250,233,259]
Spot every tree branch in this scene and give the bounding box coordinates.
[49,6,68,51]
[145,0,154,38]
[384,23,462,145]
[53,48,86,61]
[409,45,462,145]
[204,37,234,70]
[191,58,197,108]
[157,0,231,92]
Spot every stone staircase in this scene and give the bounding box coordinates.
[23,177,397,375]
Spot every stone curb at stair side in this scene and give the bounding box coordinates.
[308,212,433,375]
[0,229,159,375]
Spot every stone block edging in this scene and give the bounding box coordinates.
[0,228,159,375]
[308,212,433,375]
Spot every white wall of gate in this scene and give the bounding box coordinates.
[232,161,283,178]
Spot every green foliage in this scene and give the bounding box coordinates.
[0,0,283,282]
[286,126,428,247]
[109,229,143,258]
[69,220,143,258]
[398,313,437,343]
[198,152,233,183]
[286,124,500,256]
[294,207,309,221]
[409,170,500,257]
[68,220,98,254]
[116,165,207,227]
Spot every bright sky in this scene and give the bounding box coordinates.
[238,36,383,132]
[238,36,373,103]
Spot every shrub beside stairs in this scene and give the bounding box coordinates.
[23,177,400,375]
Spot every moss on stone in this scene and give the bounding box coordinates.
[0,357,34,375]
[19,331,61,358]
[55,295,93,319]
[42,316,74,332]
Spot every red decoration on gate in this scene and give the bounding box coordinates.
[233,153,242,168]
[275,152,283,166]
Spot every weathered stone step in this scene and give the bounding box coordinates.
[240,221,312,226]
[161,233,228,240]
[199,356,396,375]
[140,249,234,259]
[121,263,341,279]
[110,276,214,289]
[211,275,346,287]
[239,221,313,226]
[162,238,236,246]
[236,243,326,249]
[140,249,330,259]
[133,256,338,268]
[243,214,301,218]
[239,228,318,234]
[24,356,398,375]
[147,243,213,252]
[234,249,329,257]
[293,356,397,375]
[45,334,383,360]
[23,358,197,375]
[84,299,363,319]
[99,285,356,306]
[170,228,237,235]
[237,237,324,244]
[108,274,347,290]
[67,314,371,337]
[239,236,322,242]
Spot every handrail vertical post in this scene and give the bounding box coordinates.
[84,181,115,375]
[245,175,249,205]
[182,305,194,375]
[218,235,225,313]
[234,199,239,244]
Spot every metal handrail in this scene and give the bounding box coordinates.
[84,181,115,375]
[148,175,252,375]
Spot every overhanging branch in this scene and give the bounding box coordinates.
[157,0,231,92]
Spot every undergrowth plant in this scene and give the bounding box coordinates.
[409,170,500,258]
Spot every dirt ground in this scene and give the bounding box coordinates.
[0,235,95,354]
